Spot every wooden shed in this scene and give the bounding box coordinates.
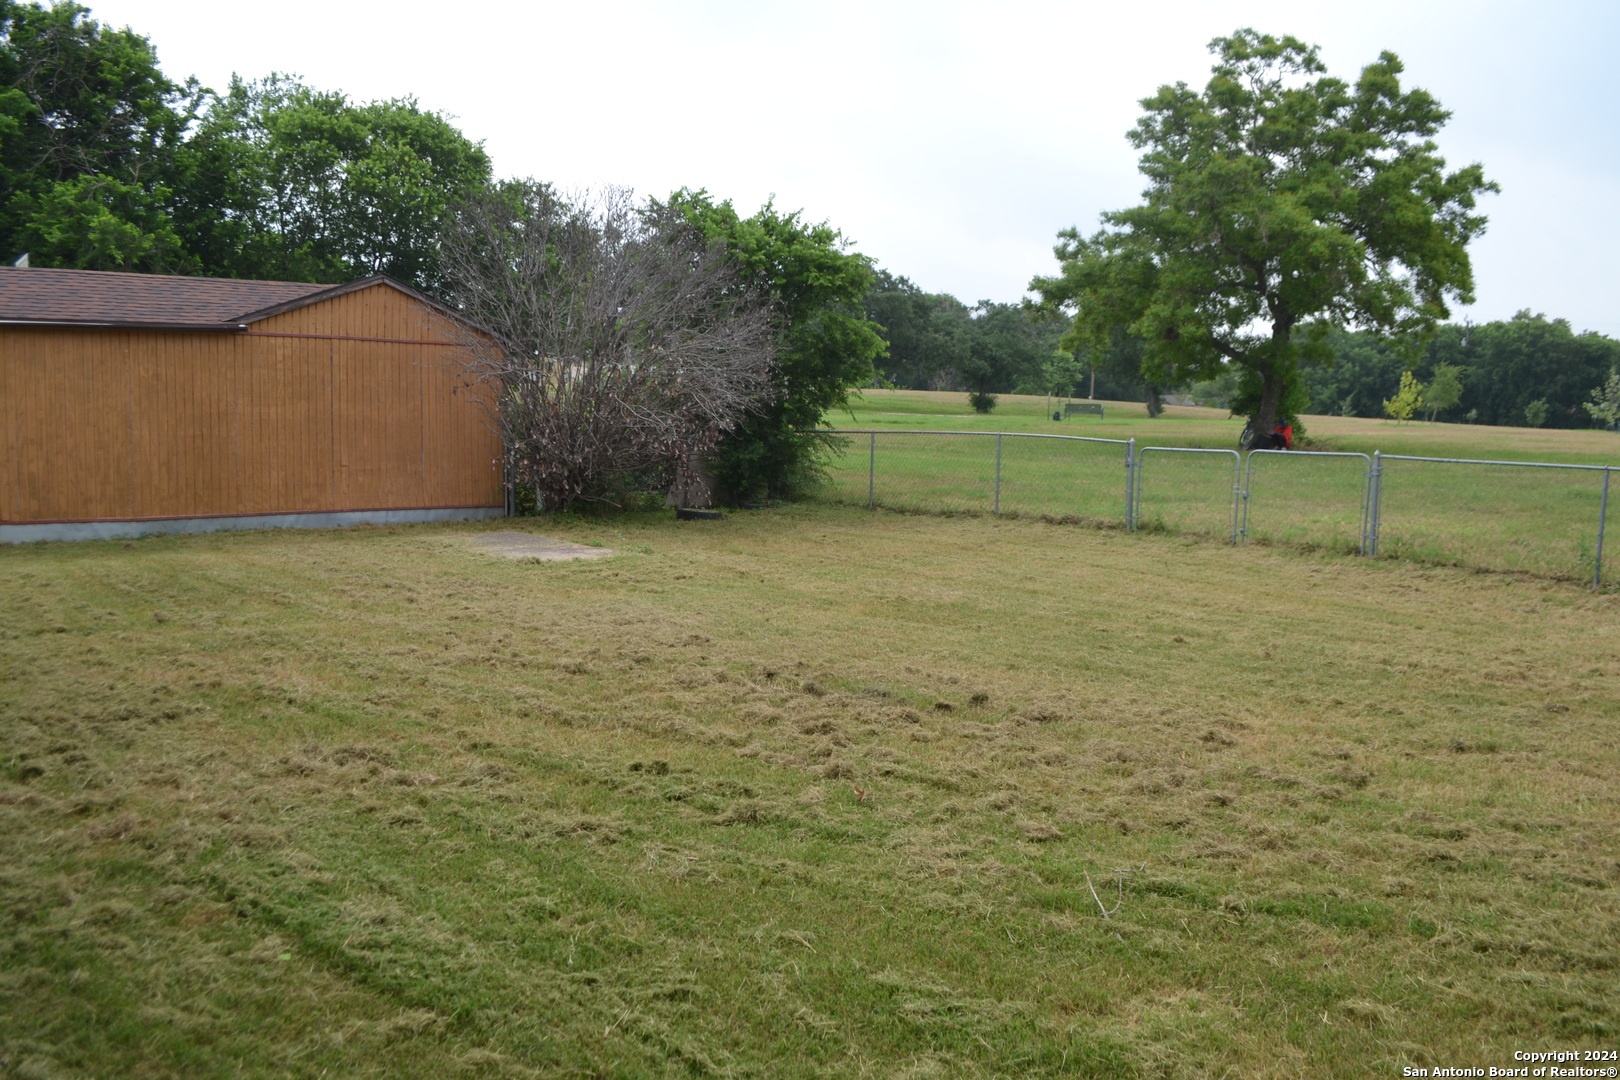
[0,267,506,542]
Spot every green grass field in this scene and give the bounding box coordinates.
[839,389,1620,465]
[3,508,1618,1078]
[822,391,1620,583]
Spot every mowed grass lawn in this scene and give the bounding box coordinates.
[3,507,1618,1078]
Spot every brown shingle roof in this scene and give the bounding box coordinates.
[0,266,332,328]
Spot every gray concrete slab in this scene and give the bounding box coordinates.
[468,532,615,560]
[1,506,505,544]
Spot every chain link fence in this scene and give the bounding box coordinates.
[1241,450,1373,555]
[1372,454,1614,581]
[818,430,1616,586]
[820,431,1129,522]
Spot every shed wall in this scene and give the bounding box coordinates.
[0,285,502,527]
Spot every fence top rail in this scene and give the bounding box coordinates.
[1247,449,1372,462]
[1139,445,1241,457]
[830,429,1131,447]
[831,430,1615,472]
[1379,453,1615,472]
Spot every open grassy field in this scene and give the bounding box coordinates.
[3,509,1618,1078]
[842,389,1620,466]
[825,391,1620,582]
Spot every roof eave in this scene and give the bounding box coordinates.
[0,319,247,332]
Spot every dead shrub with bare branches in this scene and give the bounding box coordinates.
[438,183,776,511]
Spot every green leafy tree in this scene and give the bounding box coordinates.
[9,172,191,269]
[2,4,489,287]
[861,269,973,390]
[174,75,490,289]
[1305,317,1620,425]
[1032,350,1085,400]
[1075,329,1157,406]
[1584,370,1620,430]
[1189,367,1240,410]
[1430,311,1620,429]
[1423,362,1465,421]
[959,300,1064,410]
[864,273,1068,400]
[1384,371,1424,422]
[1300,327,1406,419]
[666,190,885,502]
[1523,399,1549,428]
[0,0,201,268]
[1031,29,1495,444]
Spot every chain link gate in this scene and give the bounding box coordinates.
[1130,446,1242,542]
[1241,450,1375,555]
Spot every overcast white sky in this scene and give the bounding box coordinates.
[89,0,1620,336]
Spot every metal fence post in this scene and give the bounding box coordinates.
[1358,455,1372,556]
[1239,452,1251,545]
[1125,438,1136,531]
[1367,451,1383,557]
[993,433,1003,516]
[1596,466,1611,588]
[1236,453,1249,545]
[867,431,876,509]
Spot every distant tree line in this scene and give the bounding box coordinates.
[861,270,1165,413]
[1184,313,1620,430]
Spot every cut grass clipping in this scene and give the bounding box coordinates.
[2,506,1618,1078]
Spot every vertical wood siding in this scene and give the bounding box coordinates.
[0,283,502,524]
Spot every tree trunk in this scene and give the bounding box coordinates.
[1088,365,1096,400]
[1145,384,1163,418]
[1251,362,1283,443]
[1249,317,1295,443]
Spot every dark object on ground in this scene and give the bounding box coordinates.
[1240,420,1294,451]
[676,508,724,521]
[1053,411,1063,421]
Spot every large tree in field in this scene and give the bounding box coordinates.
[1032,30,1496,442]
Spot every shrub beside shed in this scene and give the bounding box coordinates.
[0,267,505,542]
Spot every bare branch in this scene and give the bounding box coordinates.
[436,183,776,511]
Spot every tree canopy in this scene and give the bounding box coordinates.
[861,270,973,391]
[171,76,490,291]
[1302,314,1620,427]
[1,2,489,290]
[664,190,885,502]
[958,300,1067,410]
[1032,29,1496,439]
[860,272,1076,408]
[0,0,200,271]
